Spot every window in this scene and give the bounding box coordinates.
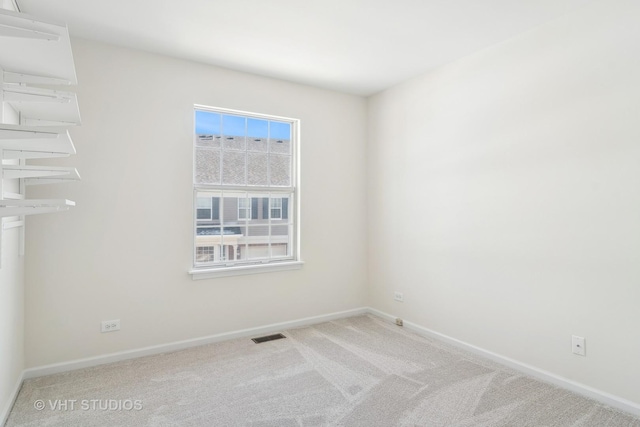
[270,198,282,219]
[196,246,215,263]
[197,197,219,221]
[192,106,301,276]
[196,197,212,220]
[238,197,250,220]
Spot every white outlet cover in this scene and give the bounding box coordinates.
[394,292,404,302]
[571,335,586,356]
[101,319,121,333]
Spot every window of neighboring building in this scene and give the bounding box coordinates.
[197,196,220,221]
[191,106,300,276]
[196,246,216,263]
[196,197,212,220]
[238,197,251,220]
[270,198,282,219]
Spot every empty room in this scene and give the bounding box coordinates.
[1,0,639,425]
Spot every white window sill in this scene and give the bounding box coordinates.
[189,260,304,280]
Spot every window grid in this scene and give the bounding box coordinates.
[193,106,298,269]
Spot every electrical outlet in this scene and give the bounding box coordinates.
[571,335,585,356]
[101,319,121,333]
[394,291,404,302]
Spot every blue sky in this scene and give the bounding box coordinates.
[195,111,290,139]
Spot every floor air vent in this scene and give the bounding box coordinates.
[252,333,286,344]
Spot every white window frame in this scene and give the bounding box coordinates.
[190,105,303,279]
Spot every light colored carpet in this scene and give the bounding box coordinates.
[6,315,640,426]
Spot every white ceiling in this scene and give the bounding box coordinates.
[18,0,593,96]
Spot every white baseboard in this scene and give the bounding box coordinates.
[1,371,24,427]
[23,307,369,379]
[366,307,640,418]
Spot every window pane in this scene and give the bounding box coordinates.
[247,118,268,152]
[197,197,212,209]
[196,134,221,148]
[196,246,216,263]
[269,121,291,154]
[270,198,282,219]
[212,197,220,220]
[222,151,246,185]
[269,155,291,186]
[247,245,270,259]
[195,221,223,264]
[197,208,211,220]
[247,118,269,138]
[269,121,290,140]
[246,225,270,260]
[223,135,245,151]
[247,153,268,185]
[221,192,245,224]
[195,148,220,184]
[223,115,246,151]
[222,226,243,236]
[271,224,289,236]
[197,226,221,236]
[269,138,290,155]
[247,225,269,236]
[282,197,289,220]
[249,197,258,220]
[222,115,246,136]
[236,241,248,261]
[238,201,249,219]
[247,138,267,152]
[271,224,291,257]
[196,192,221,224]
[271,243,288,258]
[195,111,221,135]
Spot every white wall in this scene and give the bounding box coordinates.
[368,0,640,405]
[24,38,368,367]
[0,224,24,423]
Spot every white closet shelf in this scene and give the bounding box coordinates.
[0,199,75,217]
[2,149,71,160]
[0,8,81,255]
[2,219,24,230]
[24,175,81,186]
[2,164,80,181]
[2,84,81,126]
[0,123,66,139]
[0,125,75,159]
[0,9,77,85]
[3,70,71,86]
[0,10,59,40]
[2,192,23,200]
